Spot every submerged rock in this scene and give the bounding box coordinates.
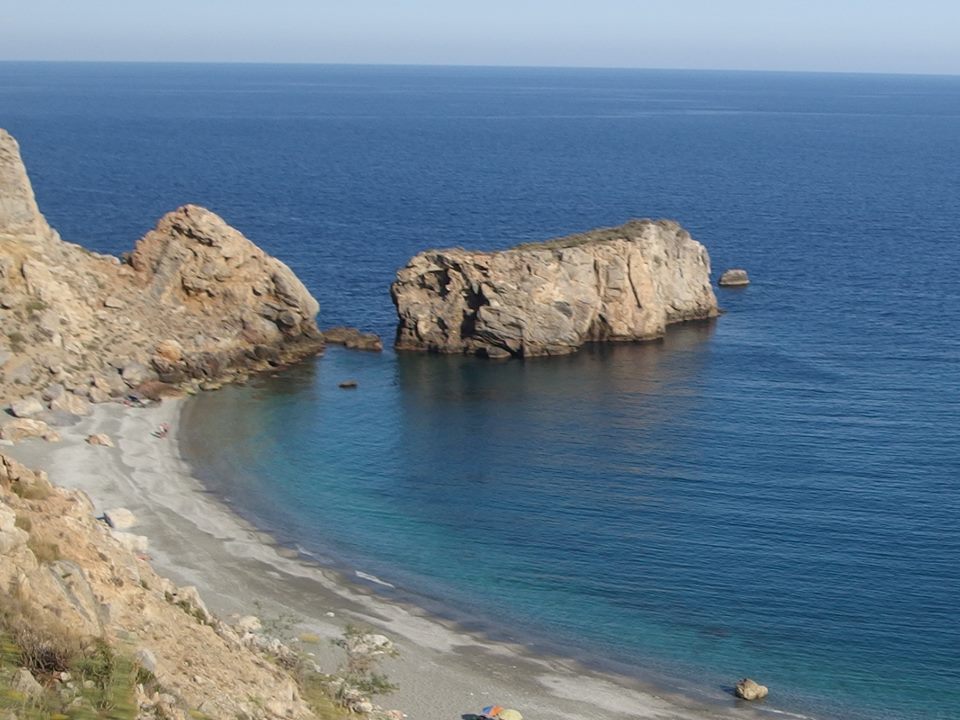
[391,219,718,358]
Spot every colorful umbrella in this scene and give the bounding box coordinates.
[481,706,504,719]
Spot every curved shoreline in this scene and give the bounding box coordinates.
[6,398,789,720]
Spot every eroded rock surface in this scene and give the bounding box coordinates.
[719,268,750,286]
[0,128,323,408]
[735,677,769,701]
[392,219,718,358]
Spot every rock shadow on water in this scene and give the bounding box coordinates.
[393,318,717,409]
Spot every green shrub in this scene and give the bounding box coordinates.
[332,625,399,701]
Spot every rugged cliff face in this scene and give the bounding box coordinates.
[391,219,718,358]
[0,454,312,719]
[0,128,323,421]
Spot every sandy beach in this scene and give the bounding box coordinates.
[3,398,778,720]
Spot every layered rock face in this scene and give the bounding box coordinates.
[392,219,718,358]
[0,128,323,409]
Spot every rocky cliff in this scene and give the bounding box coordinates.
[0,128,323,427]
[0,453,312,719]
[391,219,718,358]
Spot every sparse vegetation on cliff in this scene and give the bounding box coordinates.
[515,218,674,250]
[0,595,147,718]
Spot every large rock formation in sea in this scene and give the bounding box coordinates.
[0,128,323,409]
[391,219,718,358]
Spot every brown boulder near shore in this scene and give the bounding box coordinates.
[391,219,718,358]
[735,677,769,700]
[0,128,323,407]
[322,326,383,351]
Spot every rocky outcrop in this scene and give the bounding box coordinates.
[322,326,383,352]
[0,128,323,408]
[719,268,750,287]
[735,677,769,700]
[391,219,718,358]
[0,453,313,719]
[0,130,58,248]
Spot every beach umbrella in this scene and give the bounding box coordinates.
[481,706,504,719]
[498,710,522,720]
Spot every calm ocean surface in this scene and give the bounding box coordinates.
[2,62,959,720]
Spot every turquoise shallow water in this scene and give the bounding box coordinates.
[3,62,960,720]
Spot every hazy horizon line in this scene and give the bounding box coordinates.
[1,58,958,80]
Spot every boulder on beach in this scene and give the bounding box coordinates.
[9,397,44,418]
[0,417,60,443]
[104,507,136,529]
[735,677,769,700]
[110,530,148,553]
[719,268,750,286]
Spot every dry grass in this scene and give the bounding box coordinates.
[27,537,61,565]
[0,592,145,718]
[10,482,52,501]
[0,594,81,676]
[513,218,678,251]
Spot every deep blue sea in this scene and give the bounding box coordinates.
[2,62,959,720]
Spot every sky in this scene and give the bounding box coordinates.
[1,0,959,75]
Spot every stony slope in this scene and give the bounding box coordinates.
[0,128,323,433]
[391,219,719,358]
[0,453,312,719]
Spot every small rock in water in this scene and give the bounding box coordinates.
[719,268,750,286]
[735,677,768,701]
[322,326,384,352]
[338,380,358,389]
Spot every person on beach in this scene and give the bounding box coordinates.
[153,422,169,439]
